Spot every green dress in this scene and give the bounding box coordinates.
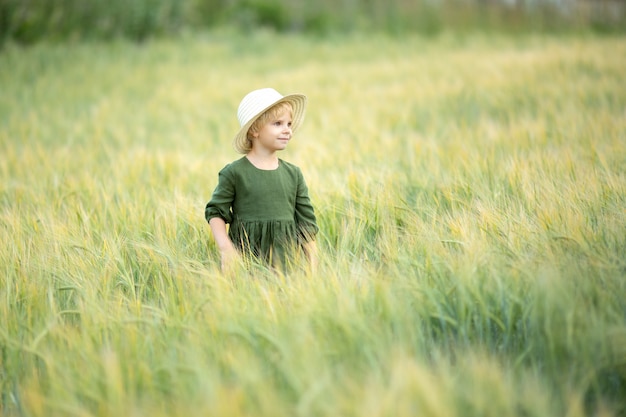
[205,157,318,266]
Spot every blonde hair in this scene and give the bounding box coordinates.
[244,102,293,150]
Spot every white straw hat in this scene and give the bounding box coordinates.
[233,88,307,154]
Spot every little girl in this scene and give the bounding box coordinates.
[205,88,318,271]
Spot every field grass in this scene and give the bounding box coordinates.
[1,31,625,416]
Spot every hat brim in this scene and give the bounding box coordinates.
[232,93,307,154]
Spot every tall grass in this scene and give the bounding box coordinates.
[1,32,625,416]
[1,0,625,45]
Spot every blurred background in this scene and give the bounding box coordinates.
[1,0,624,45]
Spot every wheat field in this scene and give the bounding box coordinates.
[1,31,625,416]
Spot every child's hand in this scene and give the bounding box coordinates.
[220,245,240,273]
[303,240,318,274]
[208,217,240,273]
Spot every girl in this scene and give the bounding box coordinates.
[205,88,318,271]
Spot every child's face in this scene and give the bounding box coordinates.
[251,109,293,153]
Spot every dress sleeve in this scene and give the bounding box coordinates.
[205,166,235,224]
[294,167,319,242]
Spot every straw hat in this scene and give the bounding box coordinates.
[233,88,307,154]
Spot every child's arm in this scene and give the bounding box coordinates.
[209,217,238,271]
